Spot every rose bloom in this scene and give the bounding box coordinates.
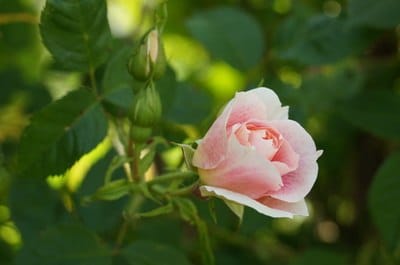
[192,87,322,218]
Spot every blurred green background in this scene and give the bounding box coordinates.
[1,0,400,264]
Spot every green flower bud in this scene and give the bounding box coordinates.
[128,40,150,82]
[130,125,152,143]
[129,84,162,127]
[128,28,166,81]
[148,29,166,80]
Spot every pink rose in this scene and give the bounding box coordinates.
[192,87,322,218]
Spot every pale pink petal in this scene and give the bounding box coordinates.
[192,102,233,169]
[233,123,251,146]
[250,87,289,120]
[268,120,320,202]
[272,139,299,175]
[248,128,279,160]
[227,87,288,128]
[199,186,294,218]
[233,124,278,159]
[198,136,282,199]
[258,196,308,216]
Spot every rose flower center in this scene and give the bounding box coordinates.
[232,122,299,175]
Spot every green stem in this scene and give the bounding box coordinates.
[114,194,144,252]
[165,180,199,196]
[148,171,197,185]
[126,137,135,182]
[114,220,128,253]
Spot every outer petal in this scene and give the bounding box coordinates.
[269,120,320,202]
[227,87,288,128]
[251,87,289,120]
[192,101,233,169]
[198,136,282,199]
[199,186,294,218]
[258,196,308,216]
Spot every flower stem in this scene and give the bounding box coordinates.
[148,171,197,185]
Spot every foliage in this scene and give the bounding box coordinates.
[0,0,399,265]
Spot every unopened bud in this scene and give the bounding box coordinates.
[130,125,152,143]
[129,84,162,128]
[147,29,166,80]
[128,29,166,81]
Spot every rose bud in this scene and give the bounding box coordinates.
[128,28,166,81]
[128,83,162,128]
[130,125,152,143]
[192,87,322,218]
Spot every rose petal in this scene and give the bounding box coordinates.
[227,87,288,128]
[272,139,299,175]
[251,87,289,120]
[268,120,320,202]
[233,123,251,146]
[198,136,282,199]
[192,101,233,169]
[258,196,308,216]
[199,186,294,218]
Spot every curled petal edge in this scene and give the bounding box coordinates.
[200,185,297,218]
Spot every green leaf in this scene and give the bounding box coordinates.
[138,137,168,177]
[138,149,155,176]
[101,44,137,116]
[276,15,364,65]
[77,151,128,233]
[9,178,60,239]
[121,240,191,265]
[290,248,348,265]
[368,152,400,248]
[90,179,130,202]
[300,68,363,113]
[224,200,244,223]
[104,155,131,183]
[15,224,112,265]
[348,0,400,29]
[175,143,196,171]
[136,202,174,218]
[162,82,212,124]
[174,198,215,265]
[186,6,264,70]
[338,91,400,140]
[18,89,108,178]
[40,0,112,71]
